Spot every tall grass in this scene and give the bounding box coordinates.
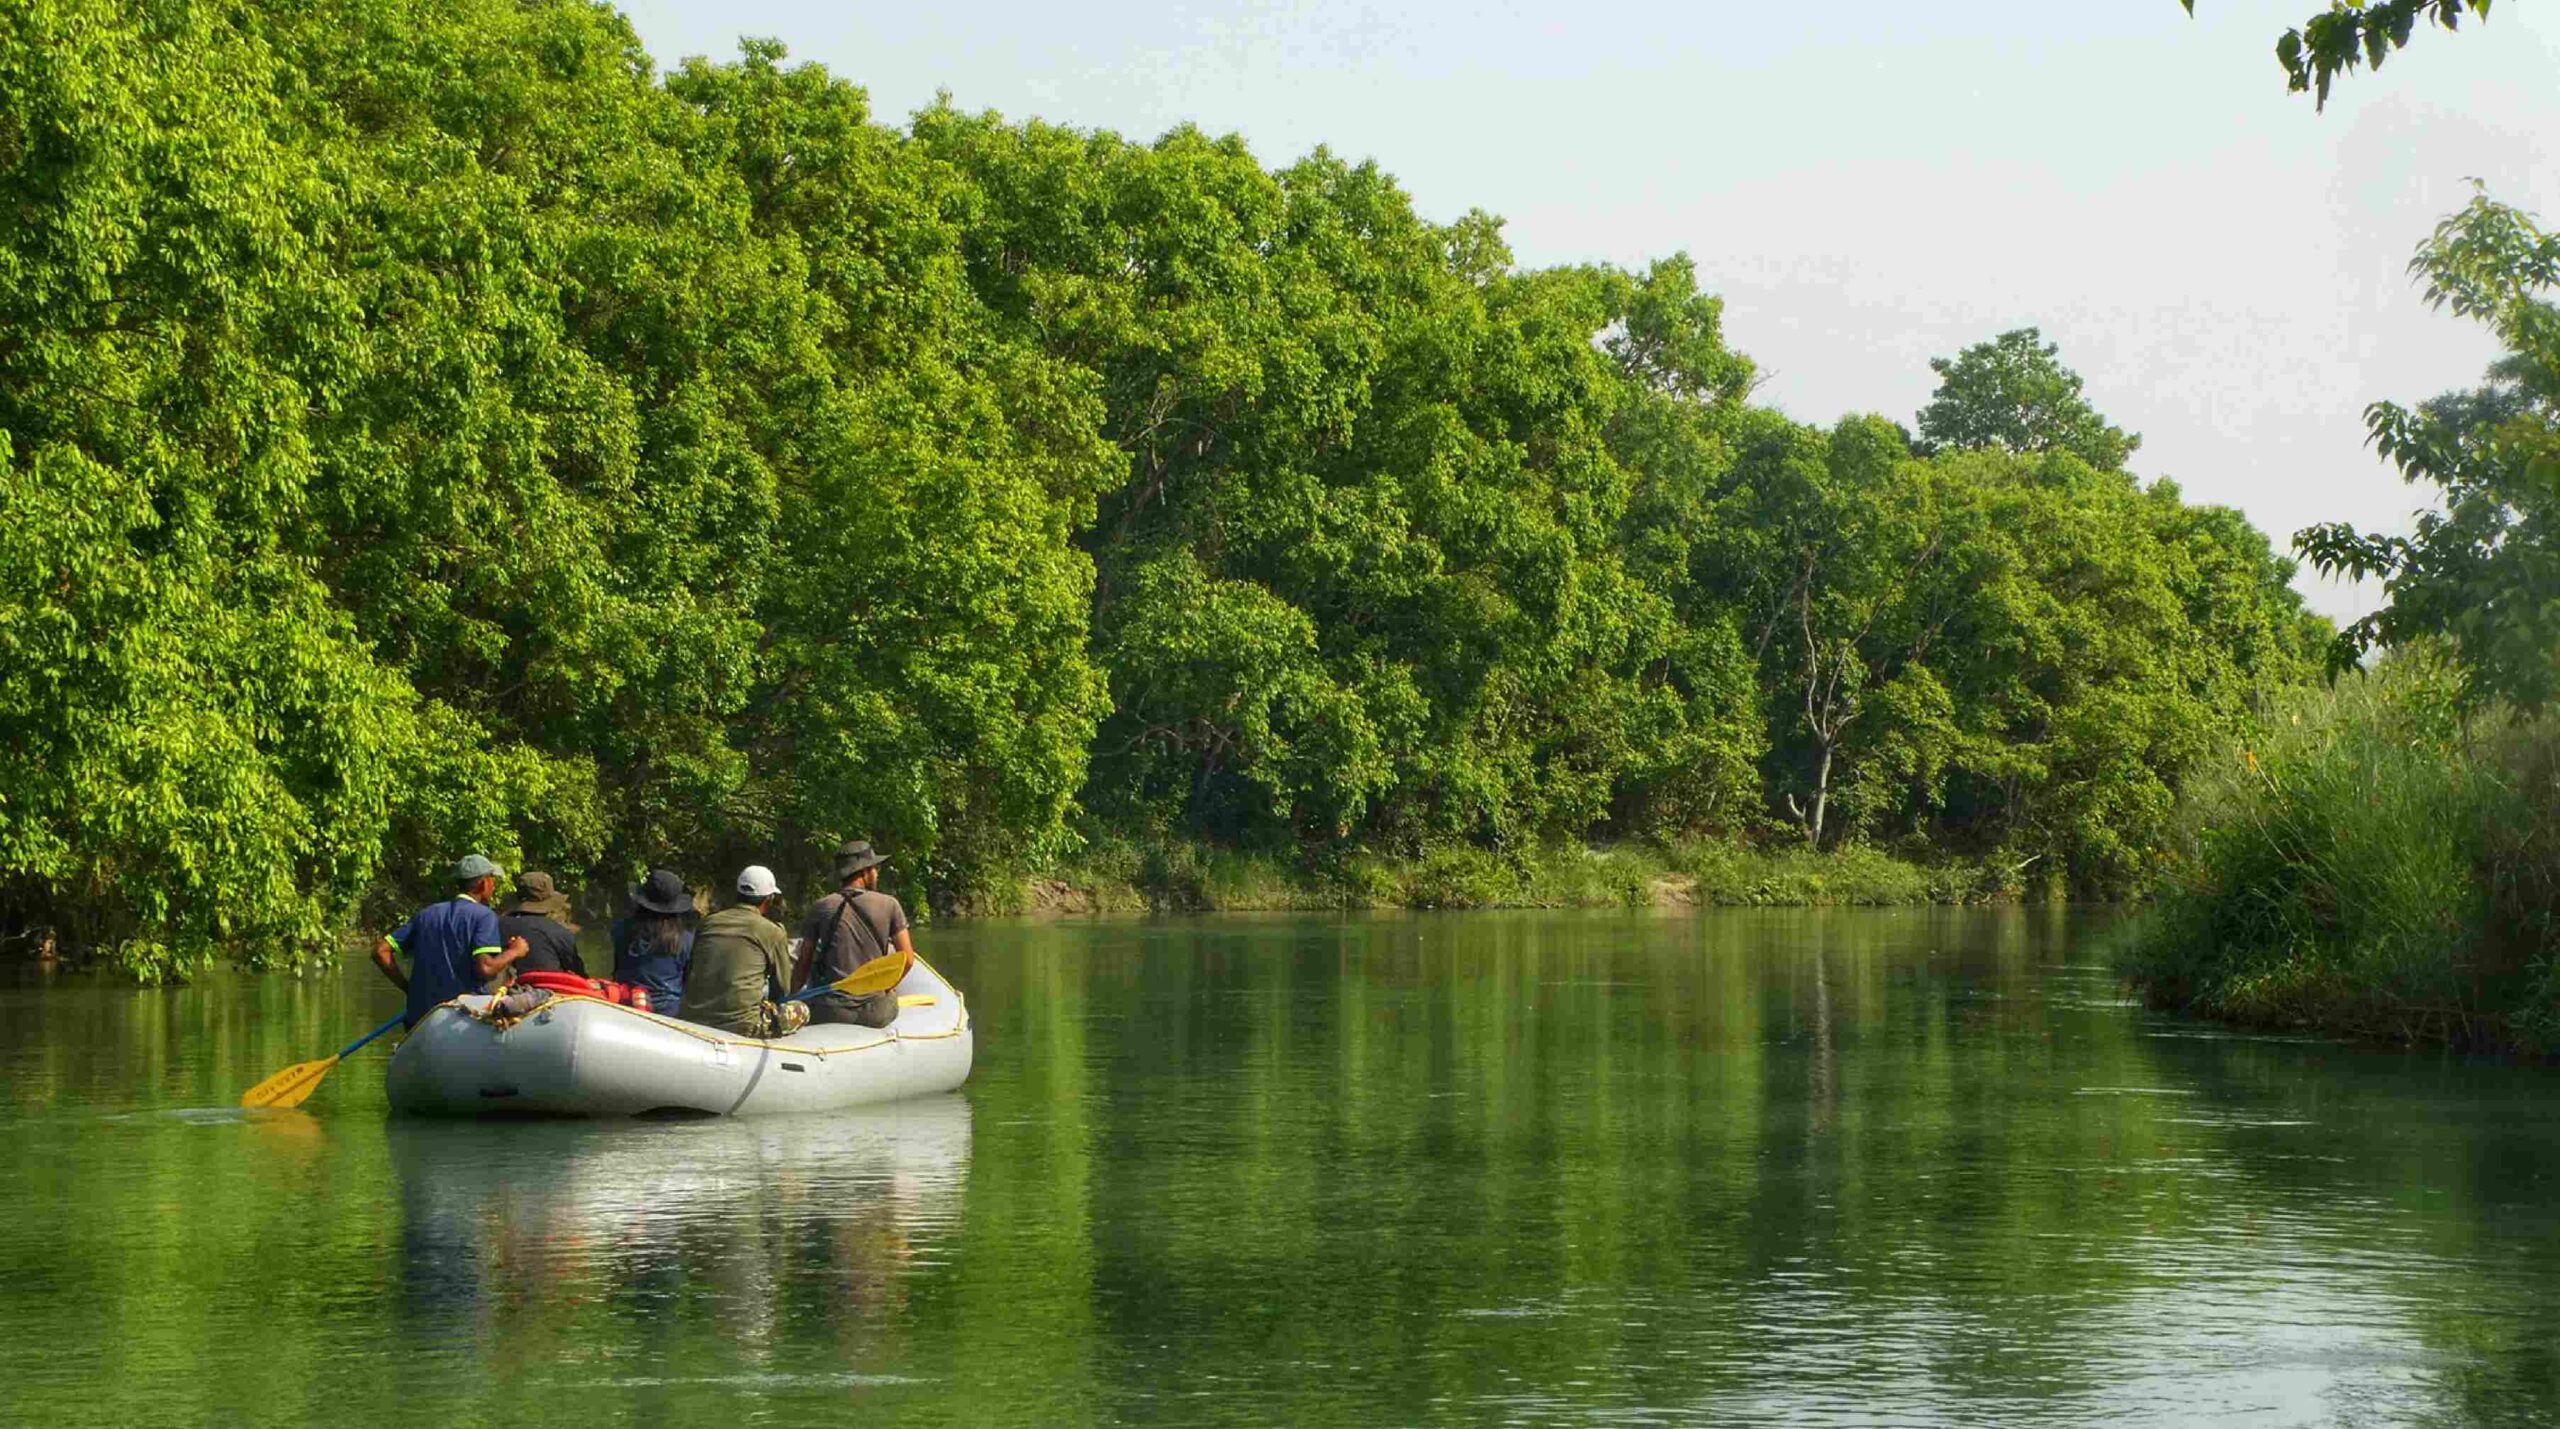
[2123,657,2560,1052]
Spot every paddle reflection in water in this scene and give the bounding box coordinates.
[386,1096,970,1403]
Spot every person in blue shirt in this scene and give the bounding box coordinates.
[611,866,695,1014]
[372,855,529,1028]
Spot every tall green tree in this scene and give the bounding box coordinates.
[0,0,600,973]
[1915,328,2140,471]
[2297,192,2560,708]
[916,111,1768,853]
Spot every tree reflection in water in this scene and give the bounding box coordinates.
[8,913,2560,1424]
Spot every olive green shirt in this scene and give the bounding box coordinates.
[679,904,791,1036]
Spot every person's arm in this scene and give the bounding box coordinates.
[790,902,826,989]
[473,936,528,982]
[467,905,522,982]
[765,926,793,1005]
[371,936,409,992]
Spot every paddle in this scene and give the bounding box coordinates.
[788,950,911,1004]
[239,1012,405,1109]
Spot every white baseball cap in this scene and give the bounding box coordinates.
[736,864,782,899]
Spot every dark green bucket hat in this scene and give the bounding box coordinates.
[833,840,887,879]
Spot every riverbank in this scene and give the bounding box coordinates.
[2118,660,2560,1057]
[955,837,2012,916]
[0,838,2013,976]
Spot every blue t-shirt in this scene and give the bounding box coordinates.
[388,896,504,1028]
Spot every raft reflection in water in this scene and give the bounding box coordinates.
[388,1096,972,1373]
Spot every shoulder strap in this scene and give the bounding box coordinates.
[822,889,891,967]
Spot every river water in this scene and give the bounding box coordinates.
[3,908,2556,1426]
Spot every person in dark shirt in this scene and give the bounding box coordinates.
[499,870,583,977]
[791,840,909,1028]
[612,866,695,1014]
[372,855,529,1028]
[682,864,806,1037]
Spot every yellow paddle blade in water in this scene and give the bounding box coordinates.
[240,1012,405,1109]
[239,1055,340,1109]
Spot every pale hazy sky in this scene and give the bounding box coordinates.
[620,0,2560,622]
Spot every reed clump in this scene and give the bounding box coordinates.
[2122,657,2560,1053]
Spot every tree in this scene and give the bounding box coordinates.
[0,0,2334,964]
[2297,192,2560,708]
[2179,1,2500,110]
[1698,415,1941,848]
[1915,329,2140,472]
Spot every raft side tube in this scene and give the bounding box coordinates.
[386,955,972,1117]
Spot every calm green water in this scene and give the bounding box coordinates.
[4,908,2558,1426]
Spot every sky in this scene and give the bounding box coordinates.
[618,0,2560,622]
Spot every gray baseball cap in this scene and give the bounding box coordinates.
[453,854,502,883]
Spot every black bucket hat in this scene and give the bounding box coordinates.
[629,866,694,916]
[834,840,887,879]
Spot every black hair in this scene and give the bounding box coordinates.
[633,909,686,957]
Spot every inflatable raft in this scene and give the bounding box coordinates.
[385,955,972,1117]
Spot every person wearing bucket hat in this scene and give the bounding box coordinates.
[367,855,531,1028]
[680,865,808,1038]
[500,871,584,978]
[611,866,696,1015]
[790,840,910,1029]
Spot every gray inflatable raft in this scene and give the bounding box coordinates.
[385,955,973,1117]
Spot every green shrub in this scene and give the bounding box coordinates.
[1668,839,1977,907]
[1518,843,1669,908]
[1404,846,1521,910]
[2123,656,2560,1052]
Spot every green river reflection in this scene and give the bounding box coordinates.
[4,908,2558,1426]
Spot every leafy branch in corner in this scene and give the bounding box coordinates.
[2180,0,2500,108]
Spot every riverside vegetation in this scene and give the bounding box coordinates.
[2123,190,2560,1054]
[0,0,2337,977]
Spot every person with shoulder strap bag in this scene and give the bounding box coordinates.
[790,840,911,1027]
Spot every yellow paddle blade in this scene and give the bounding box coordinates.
[831,951,912,999]
[239,1055,340,1110]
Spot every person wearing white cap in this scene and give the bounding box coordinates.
[677,864,807,1037]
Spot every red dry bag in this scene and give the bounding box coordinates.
[514,971,648,1007]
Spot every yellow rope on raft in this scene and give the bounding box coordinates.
[449,955,966,1060]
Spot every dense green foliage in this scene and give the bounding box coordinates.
[2180,0,2502,108]
[995,833,1996,916]
[0,0,2324,974]
[2123,657,2560,1052]
[1915,329,2141,471]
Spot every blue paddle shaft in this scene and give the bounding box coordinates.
[335,1012,406,1060]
